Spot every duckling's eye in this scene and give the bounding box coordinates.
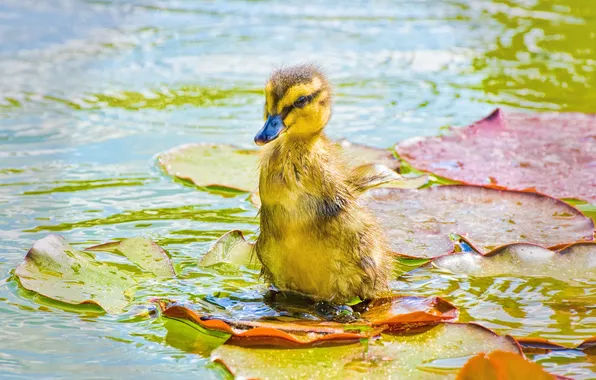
[293,96,309,108]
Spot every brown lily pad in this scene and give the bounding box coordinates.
[363,185,594,258]
[15,234,175,314]
[212,323,521,379]
[456,350,555,380]
[516,336,596,354]
[159,296,457,348]
[158,140,398,193]
[396,108,596,203]
[432,242,596,280]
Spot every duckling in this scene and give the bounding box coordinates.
[254,64,391,303]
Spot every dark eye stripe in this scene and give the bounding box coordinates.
[280,89,322,120]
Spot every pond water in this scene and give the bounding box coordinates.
[1,0,595,378]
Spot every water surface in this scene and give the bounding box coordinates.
[1,0,595,378]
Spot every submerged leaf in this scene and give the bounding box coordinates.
[15,235,174,314]
[87,237,175,277]
[158,141,398,193]
[433,242,596,280]
[212,323,521,379]
[159,296,457,347]
[456,350,554,380]
[396,108,596,202]
[364,185,594,258]
[198,230,258,267]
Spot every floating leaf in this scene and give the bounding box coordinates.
[364,185,594,258]
[456,350,554,380]
[159,296,457,347]
[15,235,174,314]
[433,242,596,280]
[362,296,457,328]
[212,323,521,379]
[516,336,596,354]
[199,230,258,267]
[161,303,379,348]
[158,144,260,192]
[396,108,596,203]
[87,237,175,277]
[158,141,398,193]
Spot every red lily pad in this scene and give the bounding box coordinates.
[212,323,521,379]
[363,185,594,258]
[396,108,596,203]
[456,350,555,380]
[432,242,596,280]
[158,140,398,193]
[159,296,457,348]
[15,234,175,314]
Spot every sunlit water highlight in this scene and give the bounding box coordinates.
[1,0,595,378]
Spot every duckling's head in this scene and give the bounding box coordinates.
[255,64,331,146]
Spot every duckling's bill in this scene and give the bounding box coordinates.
[254,114,285,146]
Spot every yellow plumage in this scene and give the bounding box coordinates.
[254,64,391,302]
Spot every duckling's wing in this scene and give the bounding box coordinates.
[348,163,401,194]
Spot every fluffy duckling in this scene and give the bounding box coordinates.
[254,64,391,303]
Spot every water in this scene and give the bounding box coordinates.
[1,0,595,378]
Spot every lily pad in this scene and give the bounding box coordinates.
[212,323,521,379]
[15,235,174,314]
[456,350,554,380]
[198,230,257,267]
[396,108,596,202]
[159,296,457,347]
[516,336,596,354]
[158,140,398,193]
[363,185,594,258]
[158,144,260,192]
[87,237,175,277]
[433,242,596,280]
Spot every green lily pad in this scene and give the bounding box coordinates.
[364,185,594,258]
[432,242,596,280]
[158,140,398,193]
[87,237,176,277]
[198,230,257,267]
[212,323,521,379]
[15,235,175,314]
[158,144,260,193]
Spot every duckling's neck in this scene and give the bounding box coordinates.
[259,132,353,218]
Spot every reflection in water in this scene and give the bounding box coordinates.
[0,0,595,378]
[472,0,596,112]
